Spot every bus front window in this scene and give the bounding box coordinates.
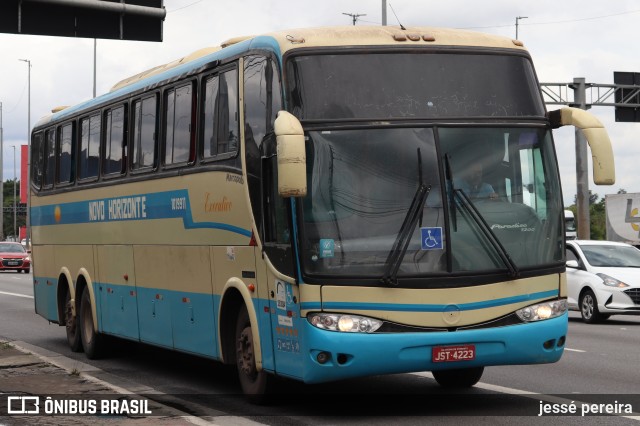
[299,127,564,280]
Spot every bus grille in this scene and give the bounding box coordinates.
[623,288,640,305]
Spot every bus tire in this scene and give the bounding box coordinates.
[432,366,484,388]
[64,288,82,353]
[235,304,271,402]
[79,287,104,359]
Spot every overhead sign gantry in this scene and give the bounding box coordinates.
[0,0,165,42]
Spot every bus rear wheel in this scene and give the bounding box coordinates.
[64,289,82,352]
[79,287,104,359]
[432,366,484,388]
[235,305,271,402]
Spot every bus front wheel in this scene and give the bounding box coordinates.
[64,288,82,352]
[432,366,484,388]
[79,287,104,359]
[235,305,271,401]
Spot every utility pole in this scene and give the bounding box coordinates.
[12,145,16,239]
[572,78,591,239]
[515,16,528,40]
[19,58,31,246]
[342,12,366,26]
[382,0,387,26]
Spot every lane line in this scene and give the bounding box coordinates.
[564,348,586,353]
[0,290,33,299]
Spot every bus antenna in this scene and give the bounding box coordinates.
[389,3,406,30]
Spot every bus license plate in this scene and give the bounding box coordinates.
[432,345,475,362]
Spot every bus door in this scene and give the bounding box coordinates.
[261,153,303,379]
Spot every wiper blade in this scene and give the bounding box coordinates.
[381,183,431,286]
[454,189,520,278]
[444,154,457,232]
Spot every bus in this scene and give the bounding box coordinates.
[565,210,577,240]
[30,26,615,397]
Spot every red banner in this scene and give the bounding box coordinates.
[21,145,28,204]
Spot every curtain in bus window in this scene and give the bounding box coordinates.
[105,106,125,175]
[165,84,192,164]
[58,124,73,184]
[133,96,157,170]
[79,114,100,179]
[44,129,55,188]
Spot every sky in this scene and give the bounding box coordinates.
[1,0,640,206]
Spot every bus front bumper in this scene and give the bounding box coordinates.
[299,313,567,384]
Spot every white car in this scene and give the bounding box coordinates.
[565,240,640,323]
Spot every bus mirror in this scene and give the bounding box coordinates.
[274,111,307,197]
[547,107,615,185]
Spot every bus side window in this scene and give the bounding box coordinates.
[202,67,239,159]
[79,114,101,180]
[104,105,126,175]
[132,95,158,171]
[58,123,74,184]
[43,128,56,189]
[31,131,44,190]
[164,82,194,165]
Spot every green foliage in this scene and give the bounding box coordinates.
[569,189,627,240]
[1,178,26,240]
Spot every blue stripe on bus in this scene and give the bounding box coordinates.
[30,189,252,237]
[300,289,558,312]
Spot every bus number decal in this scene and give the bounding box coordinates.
[171,197,187,211]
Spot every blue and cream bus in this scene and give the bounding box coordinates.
[30,26,615,397]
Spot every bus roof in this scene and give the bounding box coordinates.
[35,25,527,129]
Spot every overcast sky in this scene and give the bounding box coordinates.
[1,0,639,205]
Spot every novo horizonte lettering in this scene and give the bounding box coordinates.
[88,197,147,222]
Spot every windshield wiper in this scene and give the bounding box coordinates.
[454,189,520,278]
[382,149,431,286]
[444,154,457,232]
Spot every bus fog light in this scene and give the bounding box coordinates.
[308,313,382,333]
[317,351,330,364]
[516,299,567,322]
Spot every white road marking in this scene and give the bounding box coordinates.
[564,348,586,353]
[0,290,33,299]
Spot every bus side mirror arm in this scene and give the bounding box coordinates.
[274,111,307,198]
[547,107,615,185]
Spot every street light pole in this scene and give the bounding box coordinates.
[19,59,31,247]
[515,16,528,40]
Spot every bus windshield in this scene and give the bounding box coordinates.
[286,52,545,120]
[300,126,564,279]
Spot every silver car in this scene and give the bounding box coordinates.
[565,240,640,323]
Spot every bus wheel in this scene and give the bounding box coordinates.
[79,287,104,359]
[432,367,484,388]
[64,289,82,352]
[235,305,270,401]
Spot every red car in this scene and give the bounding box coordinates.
[0,242,31,273]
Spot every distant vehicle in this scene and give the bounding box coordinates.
[565,210,576,240]
[565,240,640,323]
[605,193,640,246]
[0,242,31,273]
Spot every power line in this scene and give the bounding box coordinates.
[167,0,204,14]
[460,8,640,31]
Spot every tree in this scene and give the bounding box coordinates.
[1,178,26,240]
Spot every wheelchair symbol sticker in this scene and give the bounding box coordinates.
[421,227,443,250]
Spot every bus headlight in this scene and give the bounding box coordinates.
[516,299,567,322]
[308,313,383,333]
